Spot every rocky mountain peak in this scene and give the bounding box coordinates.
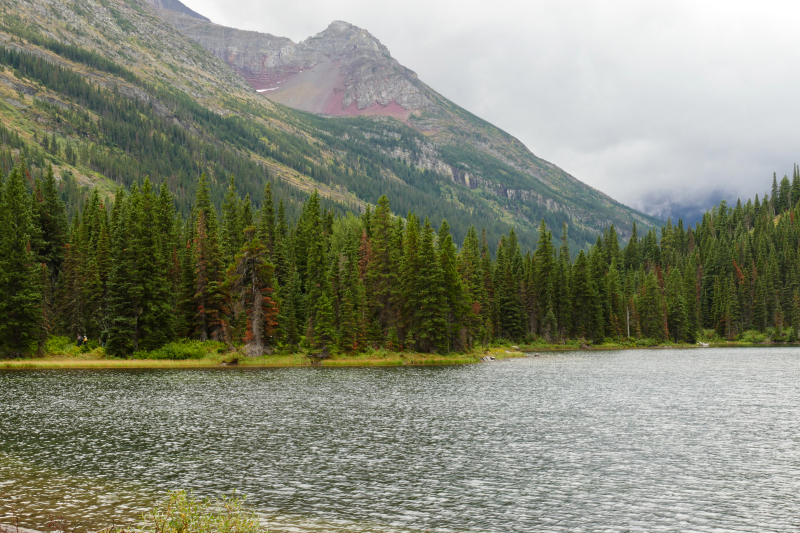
[302,21,390,60]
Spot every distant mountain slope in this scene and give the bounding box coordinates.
[0,0,659,253]
[155,5,660,234]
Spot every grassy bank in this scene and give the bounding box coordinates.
[0,339,525,370]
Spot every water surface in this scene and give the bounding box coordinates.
[2,348,800,532]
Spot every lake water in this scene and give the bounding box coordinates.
[2,348,800,532]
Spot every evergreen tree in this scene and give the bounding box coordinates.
[438,220,465,351]
[191,174,229,342]
[226,227,279,355]
[259,181,276,258]
[638,271,667,341]
[0,165,43,356]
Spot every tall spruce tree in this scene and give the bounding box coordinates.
[0,165,43,356]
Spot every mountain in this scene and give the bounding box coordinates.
[0,0,659,253]
[148,2,662,239]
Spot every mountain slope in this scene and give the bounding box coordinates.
[155,6,660,233]
[0,0,658,253]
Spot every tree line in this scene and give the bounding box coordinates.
[2,160,800,358]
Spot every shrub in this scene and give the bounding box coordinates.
[138,490,262,533]
[698,329,721,342]
[634,337,660,347]
[738,330,768,344]
[47,335,78,355]
[134,340,224,360]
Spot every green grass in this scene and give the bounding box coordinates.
[0,343,525,369]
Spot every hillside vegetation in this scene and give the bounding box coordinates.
[0,149,798,359]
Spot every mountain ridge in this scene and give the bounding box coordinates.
[0,0,659,254]
[151,4,659,235]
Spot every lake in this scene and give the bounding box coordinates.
[2,348,800,532]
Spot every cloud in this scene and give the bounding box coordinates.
[180,0,800,221]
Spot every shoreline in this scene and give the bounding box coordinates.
[518,341,800,352]
[2,342,795,370]
[0,347,527,370]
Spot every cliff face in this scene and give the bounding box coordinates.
[159,16,431,119]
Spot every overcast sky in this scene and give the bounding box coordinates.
[181,0,800,221]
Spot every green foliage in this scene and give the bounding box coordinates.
[46,335,78,355]
[0,163,43,357]
[133,340,225,360]
[738,330,768,344]
[139,490,262,533]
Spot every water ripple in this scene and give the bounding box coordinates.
[2,348,800,532]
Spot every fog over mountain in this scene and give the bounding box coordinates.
[180,0,800,223]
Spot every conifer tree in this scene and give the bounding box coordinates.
[259,181,276,258]
[624,223,640,270]
[533,220,555,334]
[226,227,279,355]
[438,220,465,350]
[412,217,448,352]
[495,236,524,341]
[273,199,289,287]
[105,191,139,356]
[301,191,330,347]
[0,165,43,356]
[34,164,68,283]
[665,267,688,342]
[638,271,667,341]
[133,179,175,350]
[365,196,399,336]
[191,174,229,342]
[221,175,241,265]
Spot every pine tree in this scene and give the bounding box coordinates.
[665,267,688,342]
[259,181,276,258]
[365,196,399,337]
[458,226,484,347]
[34,164,68,282]
[0,165,43,356]
[412,217,448,352]
[624,222,640,270]
[791,164,800,208]
[495,236,524,341]
[638,270,667,341]
[301,191,331,348]
[273,199,289,287]
[105,190,139,356]
[337,237,363,352]
[192,174,229,342]
[570,250,591,339]
[221,175,241,265]
[438,220,465,351]
[533,220,555,335]
[226,227,279,356]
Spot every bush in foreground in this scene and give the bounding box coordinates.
[139,490,262,533]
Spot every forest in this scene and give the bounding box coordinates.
[2,154,800,358]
